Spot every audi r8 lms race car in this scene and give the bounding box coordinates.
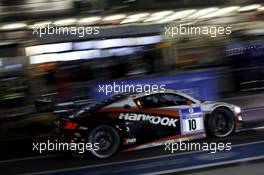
[54,89,242,159]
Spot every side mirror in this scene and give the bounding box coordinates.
[123,104,131,109]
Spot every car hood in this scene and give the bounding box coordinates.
[199,100,237,113]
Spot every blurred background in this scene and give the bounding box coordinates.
[1,0,264,139]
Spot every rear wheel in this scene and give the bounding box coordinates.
[88,125,120,159]
[207,108,235,137]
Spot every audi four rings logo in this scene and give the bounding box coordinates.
[118,113,178,127]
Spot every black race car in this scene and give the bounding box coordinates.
[53,90,242,158]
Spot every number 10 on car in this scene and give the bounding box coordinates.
[180,107,205,134]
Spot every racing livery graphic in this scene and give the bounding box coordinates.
[53,89,242,158]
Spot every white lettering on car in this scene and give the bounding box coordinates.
[118,113,178,127]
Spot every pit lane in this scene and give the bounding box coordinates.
[0,107,264,175]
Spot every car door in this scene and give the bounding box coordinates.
[134,93,204,138]
[166,93,205,136]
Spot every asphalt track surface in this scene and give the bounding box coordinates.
[1,106,264,175]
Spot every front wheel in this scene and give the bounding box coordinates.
[88,125,120,159]
[207,108,235,137]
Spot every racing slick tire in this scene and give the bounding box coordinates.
[88,125,120,159]
[207,107,235,138]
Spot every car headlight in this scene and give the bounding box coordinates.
[234,106,241,114]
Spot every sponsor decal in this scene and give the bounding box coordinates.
[119,113,178,127]
[189,107,194,114]
[125,138,137,144]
